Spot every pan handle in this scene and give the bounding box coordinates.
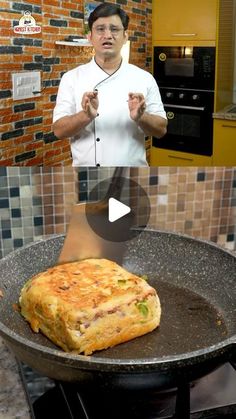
[231,361,236,371]
[104,167,127,201]
[229,341,236,369]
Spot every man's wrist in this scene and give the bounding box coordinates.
[81,109,97,122]
[135,111,146,125]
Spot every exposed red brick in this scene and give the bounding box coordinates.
[0,63,22,70]
[0,123,12,133]
[43,26,60,34]
[43,0,60,6]
[24,156,44,166]
[0,29,12,37]
[14,135,34,145]
[1,114,22,124]
[0,139,13,149]
[25,141,44,151]
[0,158,14,165]
[44,149,61,159]
[1,145,25,159]
[0,108,12,117]
[13,55,33,63]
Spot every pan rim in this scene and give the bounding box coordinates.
[0,230,235,370]
[0,323,235,370]
[0,229,236,260]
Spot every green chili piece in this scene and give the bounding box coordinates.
[136,301,149,317]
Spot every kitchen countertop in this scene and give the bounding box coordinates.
[0,337,31,419]
[213,103,236,120]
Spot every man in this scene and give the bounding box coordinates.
[53,3,167,167]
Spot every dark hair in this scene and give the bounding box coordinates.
[88,2,129,30]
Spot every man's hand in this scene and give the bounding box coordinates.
[81,91,99,120]
[127,92,167,138]
[53,91,99,140]
[128,93,146,122]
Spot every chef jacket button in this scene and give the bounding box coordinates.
[96,163,100,167]
[96,138,100,142]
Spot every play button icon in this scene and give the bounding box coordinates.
[85,175,151,243]
[108,198,131,222]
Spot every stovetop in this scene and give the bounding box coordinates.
[18,362,236,419]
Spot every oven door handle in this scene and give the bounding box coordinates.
[171,33,197,37]
[164,104,206,111]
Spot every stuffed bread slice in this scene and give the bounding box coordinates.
[19,258,161,355]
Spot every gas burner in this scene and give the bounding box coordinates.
[18,362,236,419]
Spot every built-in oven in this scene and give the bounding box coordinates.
[153,46,215,90]
[153,46,215,156]
[153,87,214,156]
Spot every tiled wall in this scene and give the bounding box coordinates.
[0,166,235,258]
[132,167,236,249]
[0,0,152,166]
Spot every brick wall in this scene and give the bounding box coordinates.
[0,2,43,165]
[0,0,152,166]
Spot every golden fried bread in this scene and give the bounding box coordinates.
[19,259,161,355]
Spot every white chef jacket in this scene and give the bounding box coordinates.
[53,58,166,167]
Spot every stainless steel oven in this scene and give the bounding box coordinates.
[153,46,215,156]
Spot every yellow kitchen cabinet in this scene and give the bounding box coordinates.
[150,147,213,166]
[213,119,236,165]
[145,136,151,165]
[153,0,218,43]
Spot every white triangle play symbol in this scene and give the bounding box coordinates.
[108,197,131,223]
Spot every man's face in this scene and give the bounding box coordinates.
[88,15,128,59]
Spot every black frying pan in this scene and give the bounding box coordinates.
[0,230,235,391]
